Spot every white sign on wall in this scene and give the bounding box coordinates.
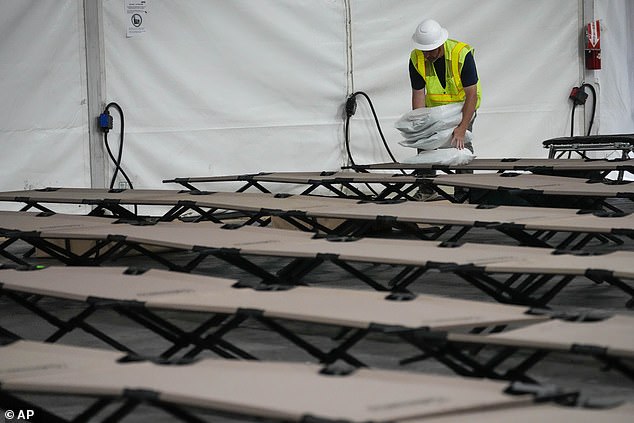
[125,0,148,38]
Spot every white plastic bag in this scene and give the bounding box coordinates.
[399,128,473,150]
[394,103,474,159]
[394,103,463,134]
[402,148,476,166]
[397,114,463,141]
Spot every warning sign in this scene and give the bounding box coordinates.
[126,0,148,38]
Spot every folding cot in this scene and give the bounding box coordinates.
[542,134,634,159]
[428,172,634,210]
[163,171,430,200]
[163,158,634,200]
[162,168,634,206]
[3,339,623,423]
[1,266,633,384]
[350,158,634,174]
[2,187,632,250]
[1,211,634,308]
[346,157,634,179]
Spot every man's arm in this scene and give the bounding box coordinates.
[409,59,426,110]
[451,84,477,149]
[412,89,425,110]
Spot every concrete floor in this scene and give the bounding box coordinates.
[1,198,633,422]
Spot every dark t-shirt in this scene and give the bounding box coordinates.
[409,51,478,90]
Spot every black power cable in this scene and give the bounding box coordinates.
[569,83,597,137]
[344,91,402,171]
[570,101,577,138]
[101,102,134,190]
[581,83,597,136]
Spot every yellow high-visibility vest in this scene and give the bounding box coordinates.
[410,39,482,108]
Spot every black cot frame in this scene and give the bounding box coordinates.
[1,266,632,384]
[1,212,634,308]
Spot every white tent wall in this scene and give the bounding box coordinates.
[102,0,348,191]
[595,0,634,135]
[0,1,90,202]
[0,0,632,198]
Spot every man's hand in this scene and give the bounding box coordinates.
[451,125,467,150]
[453,84,477,150]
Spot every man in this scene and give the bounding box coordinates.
[409,18,481,200]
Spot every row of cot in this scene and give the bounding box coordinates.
[164,159,634,210]
[1,156,633,421]
[1,210,633,307]
[1,186,633,248]
[0,265,633,422]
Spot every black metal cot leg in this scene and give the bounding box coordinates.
[151,402,208,423]
[595,356,634,381]
[502,350,550,381]
[256,317,367,367]
[101,399,141,423]
[329,258,391,291]
[72,398,115,422]
[2,292,136,353]
[158,314,230,359]
[0,237,31,266]
[182,314,256,360]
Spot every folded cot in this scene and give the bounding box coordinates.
[1,211,634,308]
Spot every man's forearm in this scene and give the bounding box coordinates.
[412,89,425,110]
[458,85,478,129]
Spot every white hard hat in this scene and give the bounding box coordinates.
[412,19,448,51]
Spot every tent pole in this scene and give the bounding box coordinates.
[83,0,108,188]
